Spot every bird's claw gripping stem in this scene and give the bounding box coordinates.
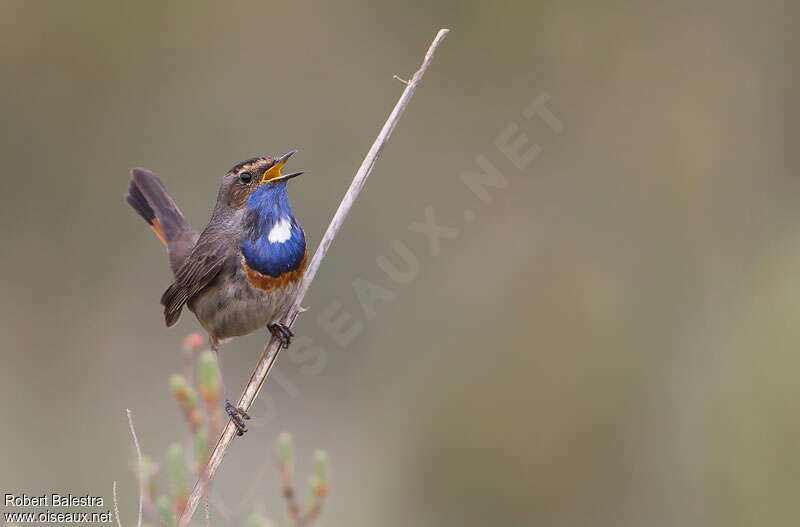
[225,400,251,436]
[268,323,294,348]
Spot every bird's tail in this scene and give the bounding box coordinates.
[125,168,197,274]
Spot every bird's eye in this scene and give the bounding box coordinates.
[239,172,252,183]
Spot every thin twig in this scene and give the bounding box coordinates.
[112,481,122,527]
[127,409,144,527]
[177,28,450,527]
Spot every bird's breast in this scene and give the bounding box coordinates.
[189,263,301,341]
[242,248,307,292]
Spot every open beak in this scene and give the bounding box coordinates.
[261,149,303,183]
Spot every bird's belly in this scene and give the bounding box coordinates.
[189,272,299,341]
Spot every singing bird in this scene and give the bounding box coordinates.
[125,151,307,434]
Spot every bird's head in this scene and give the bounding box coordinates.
[219,150,303,210]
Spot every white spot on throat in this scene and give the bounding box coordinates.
[268,217,292,243]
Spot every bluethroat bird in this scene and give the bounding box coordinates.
[125,151,307,435]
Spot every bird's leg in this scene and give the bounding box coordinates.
[268,322,294,348]
[210,337,250,436]
[225,401,251,437]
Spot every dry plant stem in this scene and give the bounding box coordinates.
[177,28,450,527]
[127,409,144,527]
[112,481,122,527]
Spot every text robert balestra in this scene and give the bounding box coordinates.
[4,494,105,507]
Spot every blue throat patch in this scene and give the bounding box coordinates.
[242,182,306,277]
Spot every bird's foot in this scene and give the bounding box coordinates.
[268,322,294,348]
[225,400,251,436]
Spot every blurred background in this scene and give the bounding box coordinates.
[0,1,794,526]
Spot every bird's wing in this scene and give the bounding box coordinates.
[160,231,232,327]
